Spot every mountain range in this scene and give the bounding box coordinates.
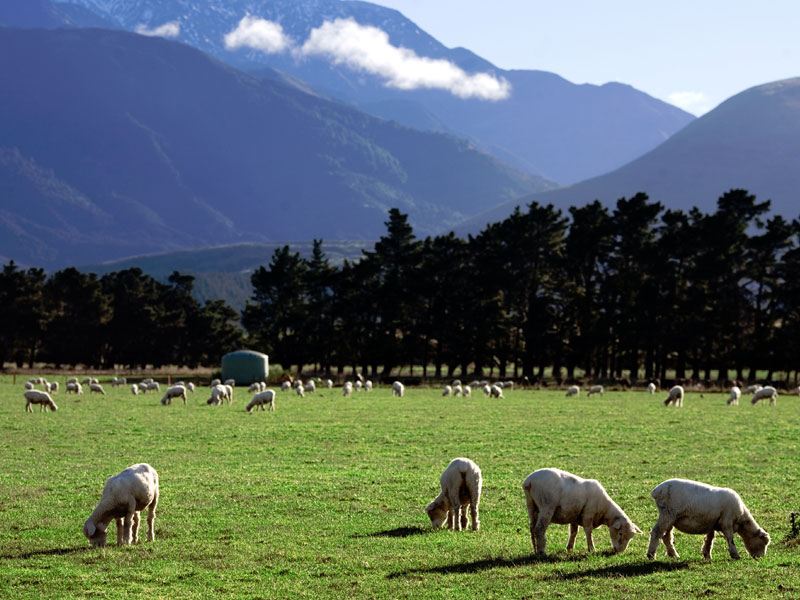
[0,25,546,268]
[459,77,800,233]
[45,0,695,184]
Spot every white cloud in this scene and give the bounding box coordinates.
[134,21,181,39]
[667,91,714,116]
[298,18,511,100]
[224,15,293,54]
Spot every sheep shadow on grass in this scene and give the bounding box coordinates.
[539,560,690,581]
[387,553,580,578]
[1,546,90,560]
[353,525,432,538]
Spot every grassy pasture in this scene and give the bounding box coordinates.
[1,378,799,599]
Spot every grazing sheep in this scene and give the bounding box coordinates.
[48,381,59,394]
[187,382,195,393]
[24,381,34,390]
[343,381,353,397]
[24,389,58,412]
[463,385,472,398]
[66,382,83,394]
[364,380,373,391]
[248,382,261,393]
[224,384,234,404]
[131,383,139,396]
[453,384,463,397]
[490,384,504,398]
[646,478,770,560]
[355,380,363,391]
[304,380,316,394]
[522,468,642,557]
[325,379,334,389]
[647,382,656,394]
[81,377,92,385]
[743,384,762,394]
[664,385,684,407]
[206,384,228,406]
[425,458,482,531]
[442,385,453,397]
[482,384,491,397]
[452,379,462,387]
[727,386,741,405]
[160,385,188,406]
[66,377,78,385]
[587,385,604,397]
[83,463,159,547]
[296,385,305,398]
[111,376,126,387]
[89,383,106,395]
[391,381,404,397]
[246,389,275,412]
[210,378,221,387]
[224,378,235,387]
[750,385,777,406]
[565,385,580,397]
[280,381,292,392]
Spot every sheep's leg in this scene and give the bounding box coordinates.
[584,525,596,552]
[459,504,468,530]
[721,526,740,559]
[702,530,715,559]
[525,495,539,553]
[131,511,141,543]
[446,509,455,530]
[26,402,32,412]
[647,521,664,559]
[470,500,480,531]
[116,518,124,546]
[147,494,158,542]
[566,523,579,550]
[122,500,136,545]
[662,527,679,557]
[534,509,555,557]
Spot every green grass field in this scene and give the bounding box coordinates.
[2,378,799,599]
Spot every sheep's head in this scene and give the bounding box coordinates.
[83,519,108,547]
[742,527,771,558]
[48,401,58,411]
[609,517,642,553]
[425,498,448,529]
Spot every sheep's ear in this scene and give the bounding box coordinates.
[634,524,643,534]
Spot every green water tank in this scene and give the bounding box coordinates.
[221,350,269,384]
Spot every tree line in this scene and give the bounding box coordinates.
[2,189,799,384]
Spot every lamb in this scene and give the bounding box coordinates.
[296,385,305,398]
[83,463,159,547]
[490,384,504,398]
[111,376,126,387]
[743,384,762,394]
[187,382,195,393]
[248,382,261,393]
[522,468,642,557]
[565,385,580,397]
[364,380,373,391]
[24,381,34,390]
[304,380,316,394]
[355,380,363,391]
[160,385,188,405]
[750,385,777,406]
[281,381,292,392]
[463,385,472,397]
[89,383,106,395]
[66,382,83,394]
[647,382,656,394]
[24,389,58,412]
[587,385,604,397]
[727,386,741,405]
[206,384,228,406]
[48,381,59,393]
[325,379,334,389]
[664,385,684,407]
[453,384,463,397]
[210,378,221,387]
[482,383,491,397]
[246,389,275,412]
[131,383,139,396]
[392,381,404,397]
[442,385,453,397]
[425,457,482,531]
[646,478,770,560]
[343,381,354,397]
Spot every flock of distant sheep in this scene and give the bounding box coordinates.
[17,375,785,558]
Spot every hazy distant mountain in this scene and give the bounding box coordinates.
[0,27,547,268]
[50,0,695,183]
[0,0,111,28]
[458,78,800,232]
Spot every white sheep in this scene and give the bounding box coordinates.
[482,384,491,397]
[246,389,275,412]
[206,384,228,406]
[296,384,305,398]
[224,384,234,404]
[343,381,354,397]
[325,379,334,389]
[727,386,741,405]
[463,385,472,398]
[281,381,292,392]
[453,384,463,397]
[210,378,221,387]
[24,389,58,412]
[187,382,195,393]
[392,381,404,397]
[81,377,92,385]
[224,378,235,387]
[664,385,684,407]
[66,382,83,394]
[452,379,462,387]
[750,385,777,406]
[111,376,126,387]
[83,463,159,547]
[364,380,373,391]
[131,383,139,396]
[24,381,34,390]
[66,377,78,385]
[425,457,482,531]
[89,383,106,395]
[522,468,642,557]
[646,478,770,560]
[160,385,188,406]
[304,380,316,394]
[248,382,261,393]
[355,380,363,391]
[743,384,762,394]
[442,385,453,397]
[647,382,656,394]
[565,385,580,397]
[48,381,59,394]
[587,385,604,397]
[489,384,503,398]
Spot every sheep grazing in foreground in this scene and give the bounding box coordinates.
[522,468,642,557]
[664,385,684,407]
[89,383,106,395]
[565,385,579,397]
[83,463,159,547]
[727,386,741,405]
[442,385,453,397]
[587,385,604,397]
[66,382,83,394]
[750,385,777,406]
[246,389,275,413]
[646,478,770,560]
[24,389,58,412]
[343,381,354,397]
[647,382,656,394]
[160,385,188,406]
[392,381,404,397]
[426,457,482,531]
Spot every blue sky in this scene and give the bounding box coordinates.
[374,0,800,115]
